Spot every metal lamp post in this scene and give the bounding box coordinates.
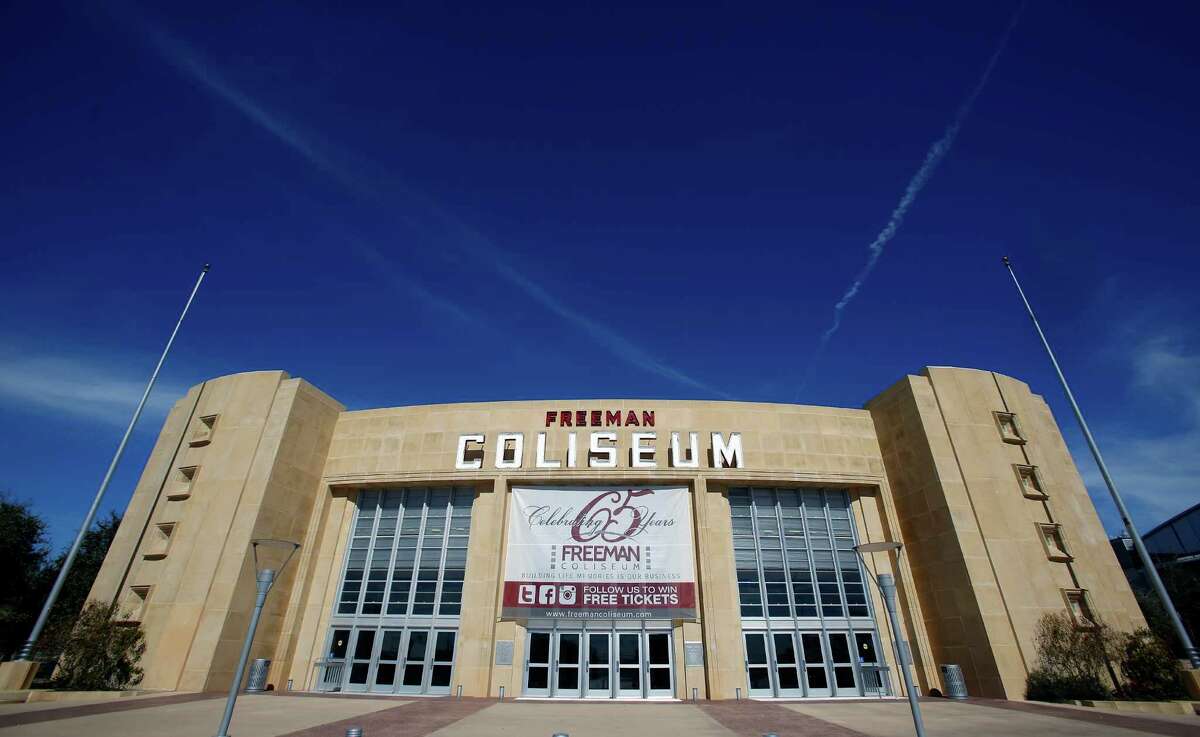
[214,539,299,737]
[854,541,926,737]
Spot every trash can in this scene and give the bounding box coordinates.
[939,664,967,700]
[246,658,271,692]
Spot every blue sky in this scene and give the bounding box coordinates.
[1,2,1197,549]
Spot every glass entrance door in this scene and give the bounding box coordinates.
[827,632,858,695]
[616,632,642,697]
[772,632,804,697]
[345,629,376,693]
[744,632,774,696]
[428,631,456,694]
[585,632,611,698]
[645,632,673,697]
[525,632,552,697]
[396,630,429,694]
[527,628,673,698]
[800,632,832,697]
[554,632,582,697]
[371,630,403,693]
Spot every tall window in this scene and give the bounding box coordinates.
[730,488,869,619]
[336,487,474,617]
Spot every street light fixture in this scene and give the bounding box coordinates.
[853,541,926,737]
[214,539,300,737]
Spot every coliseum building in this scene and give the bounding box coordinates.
[83,366,1144,700]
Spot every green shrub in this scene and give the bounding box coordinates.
[50,602,144,691]
[1024,611,1119,702]
[1026,667,1110,702]
[1120,628,1187,701]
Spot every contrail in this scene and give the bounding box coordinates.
[130,15,727,396]
[800,2,1025,392]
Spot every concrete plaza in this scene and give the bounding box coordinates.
[0,693,1196,737]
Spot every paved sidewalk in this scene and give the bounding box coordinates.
[785,699,1200,737]
[430,702,731,737]
[0,693,399,737]
[0,692,1196,737]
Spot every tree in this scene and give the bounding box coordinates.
[1133,567,1200,660]
[50,602,144,691]
[36,512,122,658]
[1025,611,1119,702]
[1120,628,1187,700]
[0,497,122,661]
[0,494,51,659]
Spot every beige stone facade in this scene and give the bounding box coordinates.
[85,366,1143,700]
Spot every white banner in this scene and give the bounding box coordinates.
[502,486,697,619]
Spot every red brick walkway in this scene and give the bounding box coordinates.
[277,695,493,737]
[699,699,870,737]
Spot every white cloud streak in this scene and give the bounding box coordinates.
[133,16,723,396]
[0,353,182,426]
[482,241,733,398]
[800,3,1025,392]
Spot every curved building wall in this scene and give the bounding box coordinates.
[86,366,1143,700]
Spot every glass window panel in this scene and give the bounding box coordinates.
[402,664,424,686]
[431,664,452,687]
[744,634,767,663]
[774,633,797,664]
[856,633,878,663]
[559,635,580,663]
[783,519,806,536]
[589,635,609,664]
[530,633,550,662]
[406,631,429,661]
[829,634,851,662]
[329,629,350,659]
[835,666,856,688]
[528,666,548,689]
[434,632,455,661]
[380,631,403,660]
[801,633,823,663]
[354,631,376,660]
[619,634,639,664]
[375,663,396,685]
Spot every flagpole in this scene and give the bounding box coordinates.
[1002,256,1198,668]
[16,264,210,661]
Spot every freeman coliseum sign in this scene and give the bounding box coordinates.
[502,486,697,620]
[453,409,744,470]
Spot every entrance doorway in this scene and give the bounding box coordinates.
[524,626,674,699]
[333,626,457,695]
[743,629,885,698]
